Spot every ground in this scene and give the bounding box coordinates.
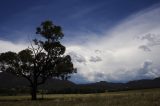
[0,88,160,106]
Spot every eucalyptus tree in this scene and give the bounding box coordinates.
[0,21,76,100]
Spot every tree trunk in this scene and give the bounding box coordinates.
[31,66,38,100]
[31,84,37,100]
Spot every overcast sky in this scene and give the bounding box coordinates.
[0,0,160,83]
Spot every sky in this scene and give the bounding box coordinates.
[0,0,160,83]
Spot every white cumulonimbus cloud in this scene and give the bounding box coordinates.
[0,40,28,53]
[66,5,160,83]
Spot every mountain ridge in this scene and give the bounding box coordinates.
[0,72,160,94]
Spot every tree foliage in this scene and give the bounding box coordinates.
[0,20,76,100]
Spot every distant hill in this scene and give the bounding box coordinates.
[125,78,160,90]
[0,72,29,89]
[0,72,160,95]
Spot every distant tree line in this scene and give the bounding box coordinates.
[0,87,106,96]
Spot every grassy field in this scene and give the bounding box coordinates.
[0,88,160,106]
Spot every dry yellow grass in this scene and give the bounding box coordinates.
[0,88,160,106]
